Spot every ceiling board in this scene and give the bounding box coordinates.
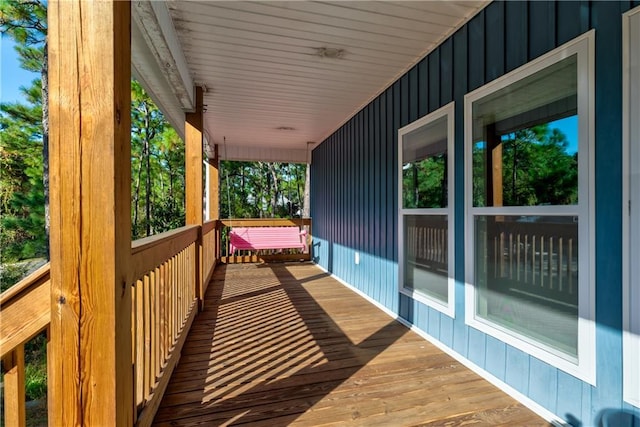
[136,1,488,161]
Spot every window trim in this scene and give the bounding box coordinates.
[623,6,640,407]
[398,102,455,317]
[464,31,596,384]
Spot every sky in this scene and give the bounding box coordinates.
[548,116,579,154]
[1,35,39,104]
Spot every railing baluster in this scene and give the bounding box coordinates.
[144,274,152,401]
[548,237,554,290]
[2,343,26,427]
[160,263,167,366]
[524,234,529,284]
[135,278,144,410]
[558,237,564,292]
[539,237,545,288]
[516,234,521,281]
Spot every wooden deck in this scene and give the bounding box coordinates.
[153,263,547,426]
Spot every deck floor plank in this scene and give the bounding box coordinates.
[153,263,548,426]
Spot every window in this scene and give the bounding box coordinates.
[398,103,455,316]
[623,6,640,407]
[465,32,595,383]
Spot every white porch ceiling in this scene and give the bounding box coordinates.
[132,1,488,163]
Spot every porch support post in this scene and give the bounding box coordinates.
[49,1,133,425]
[485,123,503,207]
[186,86,204,305]
[207,145,220,258]
[207,144,220,221]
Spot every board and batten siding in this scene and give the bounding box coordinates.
[311,1,640,425]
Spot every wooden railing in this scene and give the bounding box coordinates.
[482,219,579,307]
[219,218,312,263]
[130,225,200,426]
[0,222,220,427]
[406,217,448,272]
[201,219,219,301]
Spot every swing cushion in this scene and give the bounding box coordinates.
[229,226,307,255]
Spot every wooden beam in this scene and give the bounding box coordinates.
[186,86,204,226]
[48,1,133,425]
[207,144,220,221]
[207,145,220,262]
[185,86,204,305]
[485,124,503,207]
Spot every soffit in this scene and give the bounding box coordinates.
[135,1,489,162]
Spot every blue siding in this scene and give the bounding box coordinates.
[310,1,639,424]
[529,357,558,412]
[505,346,530,395]
[505,1,528,72]
[592,0,625,416]
[452,25,468,360]
[528,1,556,60]
[428,49,440,113]
[485,336,507,381]
[485,1,505,82]
[467,10,485,91]
[439,39,453,106]
[557,371,584,422]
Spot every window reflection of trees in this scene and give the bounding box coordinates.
[473,122,578,208]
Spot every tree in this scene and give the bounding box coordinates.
[402,154,447,209]
[501,124,578,206]
[0,73,46,261]
[130,80,185,239]
[1,0,49,255]
[472,123,578,207]
[220,161,307,219]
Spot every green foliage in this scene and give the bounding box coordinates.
[501,125,578,206]
[220,161,307,219]
[24,333,47,401]
[0,263,28,292]
[131,81,185,239]
[1,0,48,266]
[0,83,47,261]
[0,0,47,47]
[402,154,447,209]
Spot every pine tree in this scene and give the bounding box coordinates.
[1,0,49,255]
[0,82,46,260]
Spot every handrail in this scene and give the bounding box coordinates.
[130,224,200,282]
[202,219,216,234]
[0,263,51,359]
[0,262,50,305]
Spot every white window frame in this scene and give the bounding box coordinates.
[623,6,640,407]
[398,102,455,317]
[464,31,596,384]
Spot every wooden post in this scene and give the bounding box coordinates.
[186,86,204,307]
[2,345,26,427]
[485,124,503,208]
[208,145,220,259]
[48,1,133,425]
[207,145,220,221]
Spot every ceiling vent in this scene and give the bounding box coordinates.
[314,47,345,59]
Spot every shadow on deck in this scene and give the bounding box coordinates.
[153,263,547,426]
